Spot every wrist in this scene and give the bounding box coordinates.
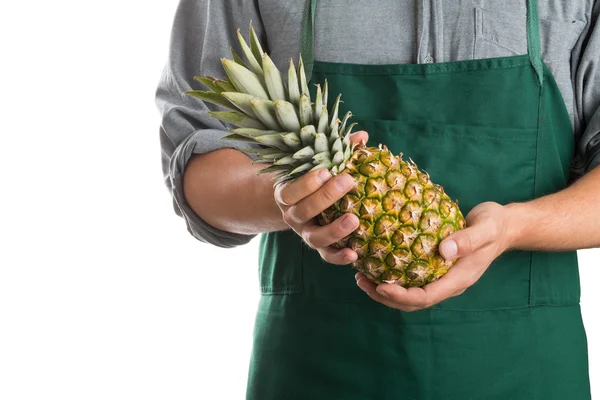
[503,202,530,251]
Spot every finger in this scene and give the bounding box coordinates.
[318,246,358,265]
[303,214,359,248]
[348,130,369,146]
[374,257,482,308]
[274,168,332,207]
[287,173,355,225]
[439,218,498,260]
[373,284,433,309]
[355,275,421,312]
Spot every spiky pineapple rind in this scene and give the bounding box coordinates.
[322,146,466,288]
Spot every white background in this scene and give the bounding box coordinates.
[0,1,598,399]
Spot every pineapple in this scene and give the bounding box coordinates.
[185,25,466,287]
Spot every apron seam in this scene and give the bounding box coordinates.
[363,118,539,133]
[313,60,530,76]
[280,291,579,310]
[427,309,434,400]
[260,287,304,294]
[396,132,537,142]
[529,64,545,307]
[431,302,580,312]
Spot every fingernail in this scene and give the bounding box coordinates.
[335,174,354,191]
[377,288,390,299]
[317,169,332,184]
[354,272,362,280]
[341,214,358,230]
[442,240,458,260]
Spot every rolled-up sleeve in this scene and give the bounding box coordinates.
[575,1,600,175]
[155,0,264,248]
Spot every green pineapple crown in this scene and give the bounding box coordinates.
[185,23,358,185]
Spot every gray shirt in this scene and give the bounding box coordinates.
[155,0,600,248]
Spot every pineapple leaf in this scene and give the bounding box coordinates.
[221,92,259,116]
[214,79,236,93]
[257,164,291,175]
[330,94,342,132]
[299,125,317,146]
[232,128,281,138]
[221,58,269,99]
[274,100,301,132]
[293,146,315,161]
[339,111,352,135]
[281,132,303,150]
[254,134,291,151]
[313,151,332,163]
[311,161,333,171]
[343,143,353,159]
[262,54,286,101]
[252,158,277,164]
[322,80,329,109]
[249,22,265,62]
[274,155,297,165]
[317,105,329,134]
[290,163,314,175]
[288,59,300,105]
[329,123,340,144]
[314,84,323,121]
[194,76,220,92]
[299,93,314,126]
[185,90,235,110]
[331,137,343,153]
[236,147,280,154]
[344,122,358,138]
[237,29,264,76]
[250,99,282,130]
[275,175,299,185]
[221,133,257,142]
[314,133,329,153]
[208,111,267,129]
[230,48,249,69]
[332,150,344,165]
[298,56,311,98]
[239,147,287,160]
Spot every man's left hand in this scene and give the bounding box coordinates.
[355,201,516,312]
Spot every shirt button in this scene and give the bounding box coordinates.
[424,54,435,64]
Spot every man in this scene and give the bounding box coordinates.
[156,1,600,398]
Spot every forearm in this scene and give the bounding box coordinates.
[507,165,600,251]
[183,148,288,235]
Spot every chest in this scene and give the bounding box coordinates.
[258,0,589,65]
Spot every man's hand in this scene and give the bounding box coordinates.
[274,131,369,265]
[355,202,515,311]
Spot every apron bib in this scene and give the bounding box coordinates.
[247,1,590,398]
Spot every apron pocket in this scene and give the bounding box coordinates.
[302,117,538,309]
[258,231,304,295]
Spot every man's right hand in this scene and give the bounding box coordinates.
[273,131,369,265]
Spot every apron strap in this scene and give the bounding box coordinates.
[526,0,544,86]
[301,0,544,85]
[300,0,317,81]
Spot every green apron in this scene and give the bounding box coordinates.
[247,1,590,398]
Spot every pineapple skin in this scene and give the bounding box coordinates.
[319,145,467,288]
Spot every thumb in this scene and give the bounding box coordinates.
[439,219,496,260]
[349,130,369,146]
